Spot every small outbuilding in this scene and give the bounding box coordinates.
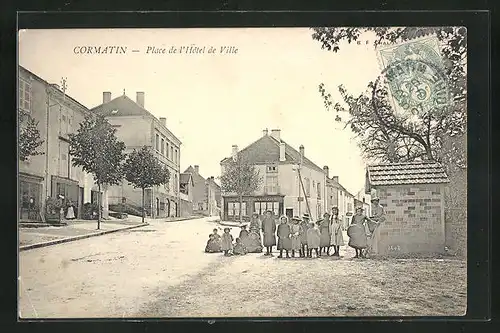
[365,162,449,256]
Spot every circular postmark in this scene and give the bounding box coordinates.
[375,59,451,118]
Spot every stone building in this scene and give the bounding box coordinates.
[365,162,449,255]
[324,167,356,228]
[179,172,194,217]
[90,91,181,218]
[183,165,220,217]
[220,129,327,222]
[18,66,108,221]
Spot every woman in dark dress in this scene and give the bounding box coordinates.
[261,210,277,256]
[277,215,292,258]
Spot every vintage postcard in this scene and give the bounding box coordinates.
[18,27,467,318]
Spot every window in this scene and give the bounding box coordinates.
[19,78,31,112]
[175,149,178,164]
[170,146,174,160]
[265,175,279,194]
[254,201,279,216]
[161,138,165,155]
[347,202,353,212]
[266,165,277,173]
[166,142,170,158]
[305,178,311,197]
[59,143,70,178]
[254,202,260,215]
[317,182,321,199]
[155,134,160,151]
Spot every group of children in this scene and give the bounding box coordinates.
[205,227,249,256]
[204,198,386,259]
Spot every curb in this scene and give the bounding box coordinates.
[164,216,205,223]
[19,223,150,252]
[218,221,249,228]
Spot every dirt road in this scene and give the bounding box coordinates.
[19,219,466,318]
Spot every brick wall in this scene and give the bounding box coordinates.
[444,168,467,258]
[376,184,445,256]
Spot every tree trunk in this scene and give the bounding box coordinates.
[142,187,145,223]
[97,182,101,230]
[239,193,243,224]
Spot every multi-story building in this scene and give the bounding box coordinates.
[355,188,372,217]
[220,129,327,222]
[179,172,194,217]
[324,167,355,228]
[90,91,181,218]
[18,65,108,221]
[183,165,221,217]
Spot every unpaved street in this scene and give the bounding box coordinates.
[19,218,466,318]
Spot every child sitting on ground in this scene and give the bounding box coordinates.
[232,237,248,255]
[221,227,234,256]
[205,233,222,253]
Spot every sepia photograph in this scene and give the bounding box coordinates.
[17,26,467,318]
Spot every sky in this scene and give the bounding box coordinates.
[18,28,382,195]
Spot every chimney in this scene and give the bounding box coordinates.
[231,145,238,161]
[159,117,166,127]
[323,166,329,178]
[332,176,339,183]
[194,165,199,174]
[279,142,286,162]
[136,92,145,107]
[299,145,305,157]
[103,92,111,104]
[271,129,281,141]
[262,128,269,136]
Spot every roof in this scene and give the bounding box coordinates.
[366,162,449,186]
[354,198,365,206]
[184,166,207,184]
[19,65,90,114]
[179,173,194,186]
[220,135,325,173]
[90,95,181,144]
[326,177,354,197]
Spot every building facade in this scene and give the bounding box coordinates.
[179,172,194,217]
[365,162,449,255]
[18,66,108,221]
[324,167,355,228]
[220,129,327,222]
[91,92,181,218]
[355,189,372,217]
[183,165,221,217]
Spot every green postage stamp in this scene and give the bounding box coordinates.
[376,35,452,117]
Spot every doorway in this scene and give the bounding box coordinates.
[286,208,293,219]
[19,178,42,221]
[156,197,160,217]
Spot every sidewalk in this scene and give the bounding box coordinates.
[19,219,149,250]
[217,220,249,228]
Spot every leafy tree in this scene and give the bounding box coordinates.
[123,146,171,223]
[69,114,126,229]
[19,112,44,161]
[220,154,263,223]
[312,27,467,171]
